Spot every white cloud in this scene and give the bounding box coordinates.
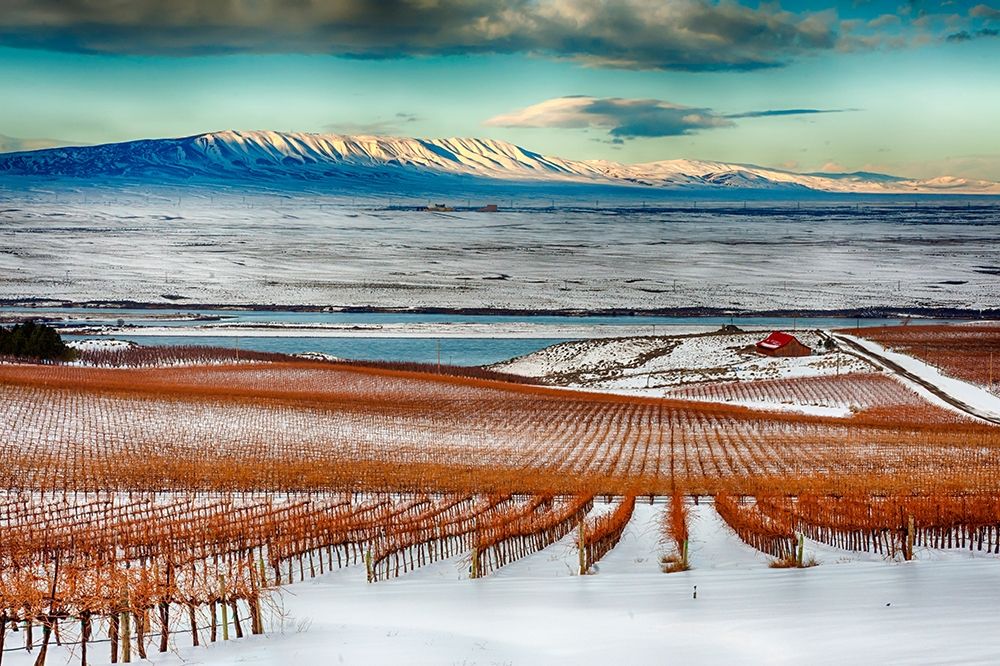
[486,96,849,140]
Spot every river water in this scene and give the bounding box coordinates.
[4,306,924,366]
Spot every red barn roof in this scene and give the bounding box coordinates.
[756,331,797,350]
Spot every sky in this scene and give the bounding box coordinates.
[0,0,998,180]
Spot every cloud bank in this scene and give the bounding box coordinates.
[0,0,849,71]
[0,134,76,154]
[486,97,850,140]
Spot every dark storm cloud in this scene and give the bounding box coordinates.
[946,27,1000,40]
[0,0,844,71]
[486,97,853,140]
[726,108,854,119]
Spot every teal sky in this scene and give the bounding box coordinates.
[1,1,998,179]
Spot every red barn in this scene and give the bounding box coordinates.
[755,331,812,357]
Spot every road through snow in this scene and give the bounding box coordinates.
[833,332,1000,424]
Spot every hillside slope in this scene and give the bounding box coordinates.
[2,130,997,195]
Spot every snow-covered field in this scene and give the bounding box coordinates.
[65,337,137,351]
[494,329,873,392]
[4,328,1000,664]
[247,504,1000,665]
[493,326,1000,424]
[7,501,999,666]
[2,193,999,311]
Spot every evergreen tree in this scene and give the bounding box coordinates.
[0,321,75,361]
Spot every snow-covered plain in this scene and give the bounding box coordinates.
[2,192,999,312]
[7,502,1000,666]
[59,321,716,339]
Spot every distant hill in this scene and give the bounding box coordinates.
[1,130,997,195]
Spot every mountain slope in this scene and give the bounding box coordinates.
[1,130,997,195]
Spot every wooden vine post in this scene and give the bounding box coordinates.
[189,603,199,647]
[796,533,805,567]
[135,610,147,659]
[470,546,480,579]
[0,611,6,662]
[906,515,915,561]
[159,562,171,653]
[578,520,587,575]
[33,555,60,666]
[109,612,119,664]
[250,558,264,635]
[121,608,131,664]
[219,576,229,642]
[80,611,91,666]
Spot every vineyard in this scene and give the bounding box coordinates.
[666,372,969,422]
[70,344,289,368]
[4,360,998,497]
[68,342,541,384]
[3,352,1000,663]
[850,324,1000,396]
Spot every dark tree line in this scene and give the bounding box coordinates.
[0,321,75,361]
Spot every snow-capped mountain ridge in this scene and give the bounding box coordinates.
[1,129,997,194]
[189,130,597,178]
